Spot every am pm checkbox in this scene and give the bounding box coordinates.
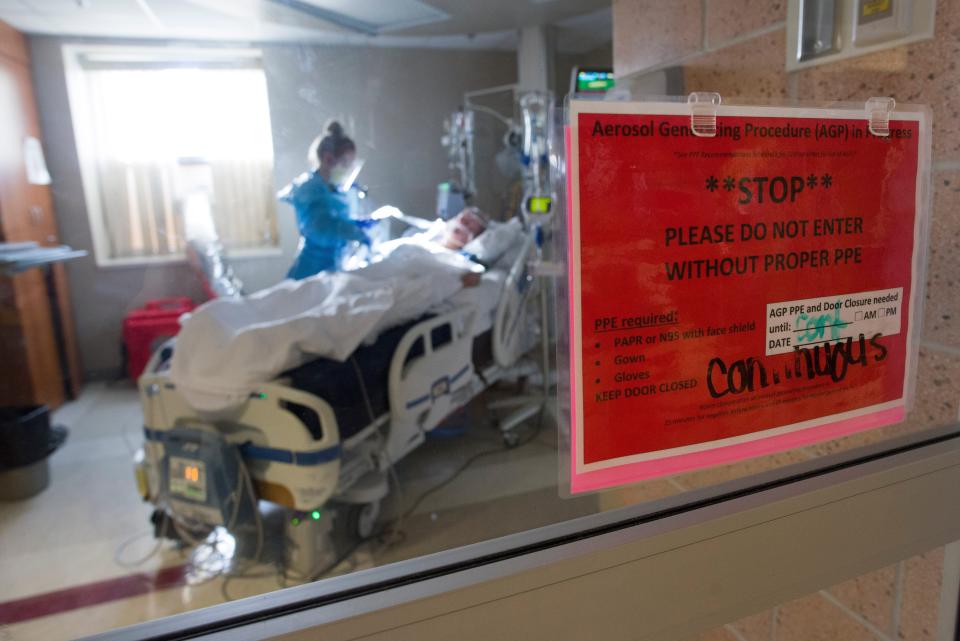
[854,311,864,321]
[879,308,888,317]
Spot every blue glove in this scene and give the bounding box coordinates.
[355,218,379,230]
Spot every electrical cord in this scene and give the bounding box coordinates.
[217,400,547,598]
[217,449,266,600]
[302,407,548,582]
[113,530,164,568]
[350,356,377,427]
[271,409,540,587]
[112,508,226,587]
[401,406,546,523]
[309,538,365,581]
[113,452,176,569]
[467,103,513,128]
[149,423,267,596]
[134,374,274,601]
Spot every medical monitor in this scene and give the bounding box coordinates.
[572,67,615,95]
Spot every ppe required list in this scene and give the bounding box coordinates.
[569,105,923,486]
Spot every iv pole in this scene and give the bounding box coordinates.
[488,90,558,445]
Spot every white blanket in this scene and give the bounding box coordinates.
[170,244,476,412]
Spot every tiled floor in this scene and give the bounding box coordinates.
[0,381,602,640]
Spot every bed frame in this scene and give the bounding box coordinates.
[138,235,539,549]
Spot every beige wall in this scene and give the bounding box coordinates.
[611,0,960,638]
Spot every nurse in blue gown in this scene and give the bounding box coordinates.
[279,121,370,279]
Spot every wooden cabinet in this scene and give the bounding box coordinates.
[0,20,81,408]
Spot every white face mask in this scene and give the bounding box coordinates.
[330,158,364,192]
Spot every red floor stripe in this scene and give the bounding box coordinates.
[0,564,189,625]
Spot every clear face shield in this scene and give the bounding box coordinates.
[330,157,365,193]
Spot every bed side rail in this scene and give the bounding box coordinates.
[493,234,537,368]
[385,306,477,462]
[139,352,344,511]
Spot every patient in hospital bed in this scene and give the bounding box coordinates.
[369,206,521,284]
[169,207,523,412]
[427,206,488,250]
[367,207,487,287]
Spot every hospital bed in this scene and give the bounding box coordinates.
[136,232,539,561]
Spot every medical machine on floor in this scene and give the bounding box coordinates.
[135,233,542,579]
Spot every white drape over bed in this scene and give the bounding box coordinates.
[170,245,477,412]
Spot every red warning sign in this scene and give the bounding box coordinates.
[567,101,928,492]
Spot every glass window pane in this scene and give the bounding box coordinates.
[0,1,956,638]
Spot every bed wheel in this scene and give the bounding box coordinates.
[347,500,381,541]
[502,431,521,448]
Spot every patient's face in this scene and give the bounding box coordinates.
[442,209,486,250]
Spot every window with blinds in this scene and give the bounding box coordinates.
[64,47,279,265]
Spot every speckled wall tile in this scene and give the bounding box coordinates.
[922,170,960,347]
[910,346,960,426]
[683,29,789,100]
[827,564,898,634]
[899,547,946,641]
[705,0,786,48]
[683,626,741,641]
[776,594,877,641]
[730,609,774,641]
[805,346,960,457]
[613,0,702,77]
[795,0,960,161]
[804,417,926,458]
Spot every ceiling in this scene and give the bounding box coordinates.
[0,0,611,53]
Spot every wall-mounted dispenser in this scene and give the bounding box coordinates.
[786,0,935,70]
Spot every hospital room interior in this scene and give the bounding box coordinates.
[0,1,615,635]
[1,0,958,639]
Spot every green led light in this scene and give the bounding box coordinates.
[258,392,268,399]
[527,196,552,214]
[291,517,301,526]
[311,510,321,520]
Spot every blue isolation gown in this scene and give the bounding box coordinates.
[279,171,369,279]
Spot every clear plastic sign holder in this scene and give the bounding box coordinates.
[548,91,933,497]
